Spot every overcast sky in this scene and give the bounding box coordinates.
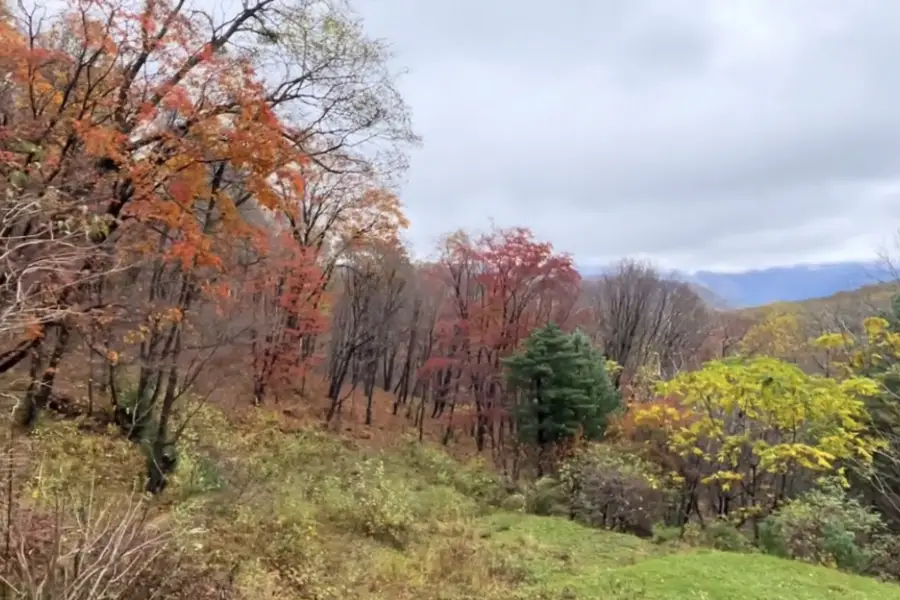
[357,0,900,273]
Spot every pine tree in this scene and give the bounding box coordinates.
[570,329,621,439]
[504,324,621,456]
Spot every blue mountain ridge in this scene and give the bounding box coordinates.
[578,261,893,309]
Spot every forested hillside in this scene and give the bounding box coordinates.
[0,0,899,598]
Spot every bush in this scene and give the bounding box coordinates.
[651,524,683,545]
[524,476,568,516]
[759,478,883,572]
[322,458,415,548]
[866,534,900,581]
[0,493,175,600]
[559,444,671,537]
[500,492,527,512]
[682,520,755,553]
[399,439,505,506]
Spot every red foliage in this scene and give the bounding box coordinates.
[237,231,329,404]
[421,226,580,448]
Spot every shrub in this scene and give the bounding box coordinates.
[866,534,900,581]
[560,444,671,537]
[399,439,505,506]
[0,493,174,600]
[322,458,415,549]
[651,524,683,545]
[759,477,883,572]
[412,484,480,521]
[524,476,568,517]
[500,492,527,512]
[684,520,755,552]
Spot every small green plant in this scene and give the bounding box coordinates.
[324,458,415,548]
[651,524,683,545]
[524,476,567,516]
[700,520,755,553]
[759,477,883,572]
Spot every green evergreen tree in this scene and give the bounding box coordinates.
[504,324,621,455]
[569,329,621,438]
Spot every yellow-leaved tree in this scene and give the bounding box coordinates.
[814,312,900,530]
[630,356,882,530]
[738,307,808,363]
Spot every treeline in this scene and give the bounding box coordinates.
[0,0,716,495]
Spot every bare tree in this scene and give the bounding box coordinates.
[584,259,710,385]
[324,244,407,423]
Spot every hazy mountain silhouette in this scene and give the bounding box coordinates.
[689,261,891,308]
[580,261,892,308]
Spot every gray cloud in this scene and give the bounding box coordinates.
[359,0,900,272]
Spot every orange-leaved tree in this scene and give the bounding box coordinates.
[0,0,369,492]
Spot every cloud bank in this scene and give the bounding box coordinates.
[360,0,900,272]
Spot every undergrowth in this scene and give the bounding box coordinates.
[5,407,528,600]
[2,406,898,600]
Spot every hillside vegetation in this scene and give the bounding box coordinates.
[6,405,897,600]
[3,0,900,598]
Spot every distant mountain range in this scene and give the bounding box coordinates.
[580,261,895,309]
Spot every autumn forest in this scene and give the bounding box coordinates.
[1,0,900,598]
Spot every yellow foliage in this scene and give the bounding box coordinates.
[812,332,853,351]
[604,358,623,379]
[826,315,900,377]
[633,356,881,496]
[739,310,807,361]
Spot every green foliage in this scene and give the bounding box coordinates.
[837,297,900,531]
[759,477,884,572]
[321,458,415,548]
[478,513,899,599]
[866,533,900,581]
[398,437,505,506]
[500,492,527,512]
[682,521,756,553]
[653,521,755,554]
[26,419,145,500]
[523,476,568,517]
[505,324,621,451]
[651,524,683,545]
[18,404,900,599]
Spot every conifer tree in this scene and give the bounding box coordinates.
[505,324,620,457]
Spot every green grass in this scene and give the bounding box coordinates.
[607,552,897,599]
[19,407,900,600]
[475,512,899,599]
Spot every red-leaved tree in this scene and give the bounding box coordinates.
[424,227,580,454]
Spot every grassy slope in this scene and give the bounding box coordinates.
[19,404,899,600]
[479,514,895,599]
